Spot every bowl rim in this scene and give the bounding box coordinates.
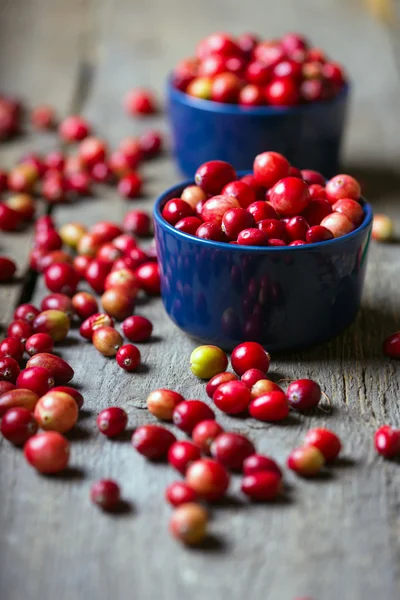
[167,74,350,117]
[153,176,373,253]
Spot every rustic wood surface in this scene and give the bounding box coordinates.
[1,1,400,599]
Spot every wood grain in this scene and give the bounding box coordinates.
[1,1,400,599]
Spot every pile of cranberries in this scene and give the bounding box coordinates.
[172,32,347,107]
[162,153,364,245]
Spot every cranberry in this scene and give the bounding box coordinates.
[237,32,259,54]
[33,309,70,342]
[90,221,123,243]
[59,115,90,142]
[6,193,35,221]
[31,105,55,129]
[162,199,194,225]
[90,161,114,183]
[287,379,321,411]
[247,201,277,223]
[124,88,156,115]
[35,229,63,252]
[147,389,184,421]
[8,164,38,193]
[116,344,141,371]
[0,203,21,231]
[306,225,334,243]
[104,268,138,298]
[173,400,215,434]
[169,502,208,545]
[269,177,310,217]
[16,366,54,399]
[77,233,102,257]
[43,151,65,172]
[192,420,224,455]
[120,316,151,344]
[40,293,74,316]
[118,172,143,199]
[201,195,240,224]
[301,169,325,186]
[289,240,306,246]
[51,386,83,409]
[168,441,202,474]
[273,59,303,80]
[241,471,281,501]
[221,208,255,239]
[0,256,16,282]
[7,319,32,342]
[302,198,332,226]
[258,218,287,240]
[322,61,345,87]
[374,425,400,458]
[243,454,282,477]
[78,136,107,167]
[325,174,361,203]
[74,255,92,277]
[211,432,255,470]
[34,391,78,433]
[91,479,121,510]
[332,198,364,227]
[284,216,309,241]
[253,151,290,188]
[241,175,266,200]
[132,424,176,460]
[246,61,272,85]
[125,247,148,269]
[383,332,400,358]
[231,341,270,376]
[123,210,151,236]
[199,54,227,77]
[304,428,341,462]
[174,216,202,235]
[221,181,256,210]
[44,263,79,295]
[139,129,162,158]
[195,161,237,195]
[1,407,38,445]
[0,357,20,383]
[211,72,241,103]
[0,337,24,361]
[213,380,251,414]
[85,259,111,294]
[26,353,73,385]
[25,333,54,356]
[241,368,266,389]
[249,391,289,421]
[265,77,300,106]
[237,228,269,246]
[0,381,15,396]
[112,234,137,255]
[239,84,265,106]
[41,172,67,203]
[165,482,198,507]
[101,289,134,321]
[135,262,160,295]
[320,213,354,238]
[181,185,207,210]
[267,238,286,247]
[93,326,123,357]
[79,313,114,340]
[197,32,240,58]
[287,446,325,476]
[206,372,238,399]
[186,458,230,501]
[97,407,128,437]
[24,431,70,473]
[72,292,98,320]
[196,221,225,241]
[372,214,394,242]
[190,345,228,380]
[109,150,137,177]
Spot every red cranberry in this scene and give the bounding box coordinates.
[239,84,265,106]
[222,181,256,209]
[269,177,310,217]
[325,174,361,203]
[273,59,302,80]
[237,33,259,55]
[90,479,121,510]
[213,380,251,414]
[222,208,255,240]
[246,61,272,85]
[59,115,90,142]
[90,221,123,243]
[289,240,306,246]
[147,389,184,421]
[247,201,277,223]
[374,425,400,458]
[124,88,156,115]
[289,166,302,178]
[78,136,107,167]
[132,424,176,460]
[201,195,240,224]
[192,420,224,454]
[118,172,143,199]
[97,407,128,437]
[322,62,345,87]
[175,216,202,235]
[332,198,364,227]
[304,428,341,462]
[25,333,54,356]
[43,151,65,172]
[74,255,92,277]
[306,225,334,243]
[40,293,74,316]
[196,221,225,241]
[0,203,21,231]
[237,228,269,246]
[85,259,111,294]
[71,292,98,320]
[122,315,153,342]
[0,381,15,396]
[165,482,198,507]
[35,229,63,252]
[267,238,286,247]
[241,175,266,200]
[231,341,270,376]
[211,73,241,103]
[16,366,54,396]
[241,368,266,389]
[44,263,79,295]
[135,262,160,295]
[265,77,300,106]
[31,105,55,129]
[186,458,230,501]
[173,400,215,434]
[0,337,24,361]
[211,432,255,471]
[116,344,141,371]
[195,160,237,195]
[168,441,202,474]
[7,320,32,342]
[253,151,290,188]
[13,303,39,324]
[90,161,114,183]
[65,171,92,195]
[123,210,151,236]
[0,256,16,281]
[206,372,238,399]
[301,169,325,186]
[284,216,309,242]
[24,431,70,473]
[6,193,35,221]
[41,172,67,203]
[258,218,287,240]
[79,313,114,340]
[302,198,332,226]
[1,407,38,445]
[320,213,354,238]
[241,471,281,501]
[383,332,400,358]
[163,198,194,225]
[249,391,289,421]
[51,386,84,410]
[139,129,162,158]
[287,379,321,411]
[0,357,20,383]
[243,454,282,477]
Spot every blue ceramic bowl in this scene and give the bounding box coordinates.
[153,178,373,352]
[167,77,349,179]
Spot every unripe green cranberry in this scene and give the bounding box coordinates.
[190,345,228,379]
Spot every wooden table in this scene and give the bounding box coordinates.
[1,2,400,599]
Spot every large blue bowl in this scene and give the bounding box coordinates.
[153,179,373,352]
[167,77,349,179]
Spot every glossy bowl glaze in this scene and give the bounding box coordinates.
[154,178,372,352]
[167,77,349,179]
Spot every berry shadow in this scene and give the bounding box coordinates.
[49,466,85,481]
[65,425,92,442]
[212,495,246,511]
[110,427,135,443]
[106,499,134,516]
[78,409,94,420]
[188,534,228,553]
[327,456,356,469]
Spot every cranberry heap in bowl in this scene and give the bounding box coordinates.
[153,153,372,351]
[167,31,349,178]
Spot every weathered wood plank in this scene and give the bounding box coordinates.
[1,1,400,600]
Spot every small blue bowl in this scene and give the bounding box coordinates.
[153,178,373,352]
[167,77,349,179]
